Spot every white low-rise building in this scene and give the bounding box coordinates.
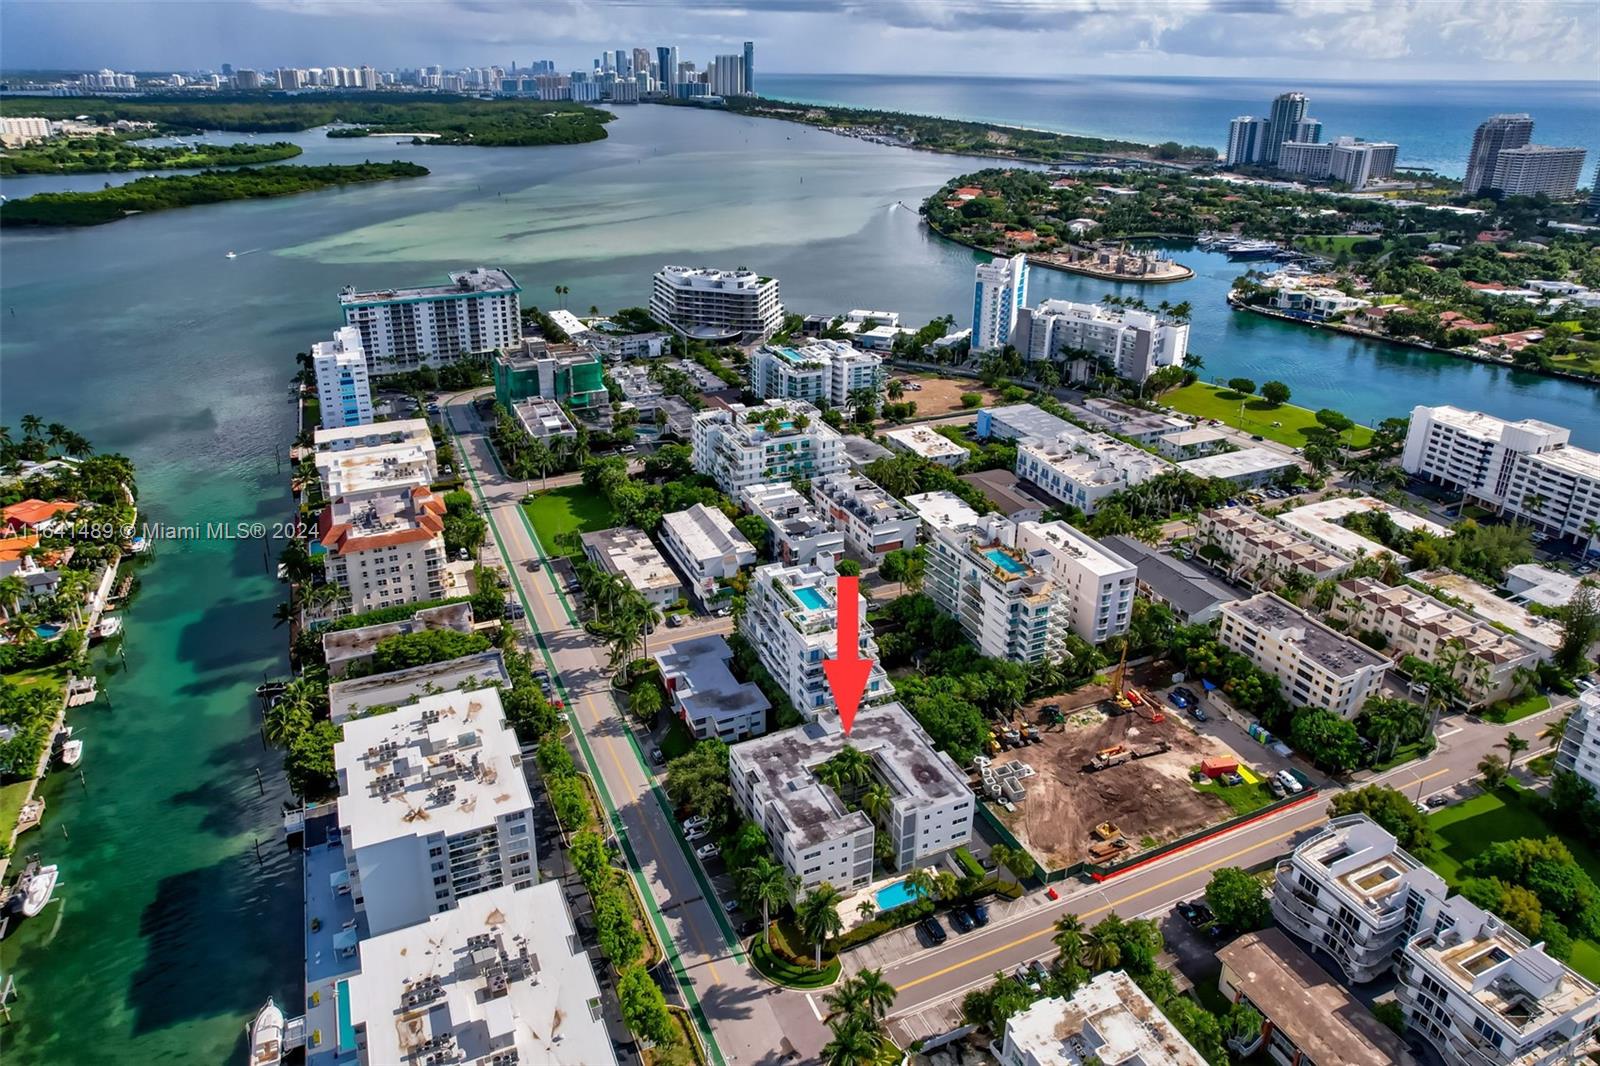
[318,486,450,615]
[750,339,883,409]
[741,482,844,567]
[1178,447,1299,487]
[881,425,969,468]
[655,634,770,741]
[741,561,893,717]
[977,403,1075,444]
[1556,689,1600,794]
[511,396,578,444]
[1196,507,1353,591]
[728,705,972,891]
[904,490,984,538]
[1015,430,1172,515]
[650,265,783,340]
[1219,593,1389,717]
[691,401,847,496]
[340,267,521,375]
[312,325,374,429]
[1276,495,1452,568]
[334,687,536,936]
[659,503,757,607]
[994,970,1207,1066]
[1157,426,1229,459]
[345,880,616,1066]
[1013,299,1190,383]
[314,418,433,455]
[811,473,921,559]
[580,526,684,608]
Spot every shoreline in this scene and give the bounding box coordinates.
[924,222,1197,285]
[1226,297,1600,389]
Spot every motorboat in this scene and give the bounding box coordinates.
[59,739,83,768]
[90,615,122,641]
[249,997,284,1066]
[226,251,238,259]
[19,864,59,918]
[1225,239,1282,260]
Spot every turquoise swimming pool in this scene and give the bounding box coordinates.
[793,586,828,610]
[985,549,1027,575]
[875,879,926,911]
[337,979,356,1051]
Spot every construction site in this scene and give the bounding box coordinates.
[978,665,1266,873]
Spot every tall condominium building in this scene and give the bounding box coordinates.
[1464,113,1535,194]
[318,486,448,615]
[1329,138,1399,190]
[728,705,972,891]
[996,971,1207,1066]
[743,41,755,94]
[810,473,921,559]
[1263,91,1310,166]
[344,881,616,1066]
[312,325,373,429]
[1289,117,1323,144]
[1226,116,1269,166]
[691,401,846,496]
[1555,688,1600,793]
[1277,140,1333,178]
[750,339,884,409]
[1218,593,1389,717]
[972,254,1029,351]
[1589,163,1600,217]
[656,46,677,91]
[339,267,522,375]
[491,339,609,420]
[741,560,894,717]
[711,54,746,96]
[922,511,1134,658]
[1489,144,1588,199]
[1402,405,1600,549]
[650,265,783,340]
[1015,428,1173,515]
[1011,299,1189,383]
[333,687,536,936]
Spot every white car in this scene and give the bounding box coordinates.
[695,843,719,860]
[682,815,709,832]
[684,827,708,843]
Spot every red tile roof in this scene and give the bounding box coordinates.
[318,487,447,557]
[3,499,77,528]
[0,534,40,563]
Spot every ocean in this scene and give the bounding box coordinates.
[757,73,1600,178]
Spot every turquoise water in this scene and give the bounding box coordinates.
[875,879,925,911]
[336,979,356,1052]
[793,586,828,610]
[31,625,61,640]
[987,549,1028,575]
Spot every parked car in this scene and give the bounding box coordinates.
[1188,706,1208,723]
[1014,963,1041,991]
[1178,901,1214,928]
[970,901,990,926]
[1426,794,1449,809]
[918,917,948,946]
[526,557,543,571]
[457,548,471,561]
[649,747,665,766]
[667,614,685,628]
[684,826,708,842]
[1276,769,1304,794]
[1166,689,1191,709]
[695,843,720,860]
[723,898,740,914]
[738,918,762,937]
[949,908,975,933]
[682,814,708,831]
[1173,687,1199,706]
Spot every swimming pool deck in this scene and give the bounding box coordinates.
[302,810,364,1066]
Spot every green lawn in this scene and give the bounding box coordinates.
[1192,775,1276,817]
[522,486,618,557]
[1372,739,1433,773]
[6,665,68,693]
[1163,382,1374,449]
[1480,692,1550,724]
[751,935,841,988]
[1295,234,1370,254]
[1,779,36,845]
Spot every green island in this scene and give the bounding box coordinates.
[667,95,1215,163]
[0,160,429,227]
[0,93,614,147]
[0,134,302,176]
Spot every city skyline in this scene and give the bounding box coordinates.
[3,0,1598,81]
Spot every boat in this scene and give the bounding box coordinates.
[90,615,121,641]
[19,864,58,917]
[226,251,238,259]
[59,739,83,768]
[127,535,148,554]
[249,997,285,1066]
[1226,240,1282,260]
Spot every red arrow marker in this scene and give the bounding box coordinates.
[823,574,873,734]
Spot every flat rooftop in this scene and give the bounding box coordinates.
[1277,495,1451,564]
[1019,520,1136,580]
[1100,535,1239,618]
[960,468,1056,517]
[981,403,1074,442]
[315,439,436,496]
[729,703,967,849]
[660,503,754,564]
[340,266,519,304]
[1177,447,1298,480]
[314,418,432,452]
[1003,971,1207,1066]
[653,634,770,724]
[656,264,773,290]
[1160,426,1229,448]
[1218,928,1412,1066]
[1293,816,1445,921]
[328,651,510,725]
[346,881,616,1066]
[882,425,969,461]
[580,526,682,596]
[813,473,915,527]
[334,686,531,850]
[1502,563,1584,611]
[1225,592,1390,677]
[322,603,476,675]
[742,483,835,541]
[905,490,984,532]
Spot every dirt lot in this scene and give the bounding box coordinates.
[888,374,1004,419]
[987,695,1252,873]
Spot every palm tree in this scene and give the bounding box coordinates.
[0,574,27,622]
[851,968,897,1023]
[1501,732,1529,765]
[20,414,42,440]
[796,883,845,969]
[45,423,68,455]
[903,866,936,904]
[1081,925,1121,973]
[823,979,868,1023]
[743,858,796,951]
[1052,914,1085,962]
[819,1017,878,1066]
[526,438,555,489]
[855,898,876,921]
[262,696,312,746]
[859,783,891,824]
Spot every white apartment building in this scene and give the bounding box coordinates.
[345,881,616,1066]
[333,687,536,936]
[977,403,1075,444]
[1197,507,1353,591]
[1227,115,1269,167]
[0,116,52,146]
[1329,577,1547,708]
[994,970,1207,1066]
[1278,139,1333,178]
[340,267,522,375]
[1177,447,1300,488]
[313,418,432,455]
[1329,138,1399,190]
[750,340,884,409]
[654,634,770,741]
[922,511,1134,659]
[314,435,437,501]
[312,325,374,428]
[1218,593,1389,717]
[1402,406,1600,550]
[579,526,684,608]
[1013,300,1190,383]
[650,265,783,340]
[691,401,847,495]
[1015,430,1173,515]
[1489,145,1588,199]
[658,503,757,606]
[740,561,894,717]
[1272,814,1451,984]
[728,705,972,891]
[1277,495,1453,568]
[904,490,984,538]
[1265,277,1373,321]
[740,482,844,567]
[511,395,578,444]
[1399,894,1600,1066]
[318,486,449,615]
[1555,689,1600,794]
[972,254,1029,351]
[881,425,969,468]
[810,473,921,558]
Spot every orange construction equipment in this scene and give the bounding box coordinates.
[1201,756,1238,778]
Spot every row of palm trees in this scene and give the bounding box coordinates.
[572,561,663,671]
[0,416,94,461]
[819,969,897,1066]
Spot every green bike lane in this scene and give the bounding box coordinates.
[443,396,805,1065]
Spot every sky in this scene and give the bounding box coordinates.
[2,0,1597,82]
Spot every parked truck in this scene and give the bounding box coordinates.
[1087,745,1133,771]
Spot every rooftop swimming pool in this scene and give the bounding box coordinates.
[875,879,926,911]
[985,548,1027,575]
[792,586,828,610]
